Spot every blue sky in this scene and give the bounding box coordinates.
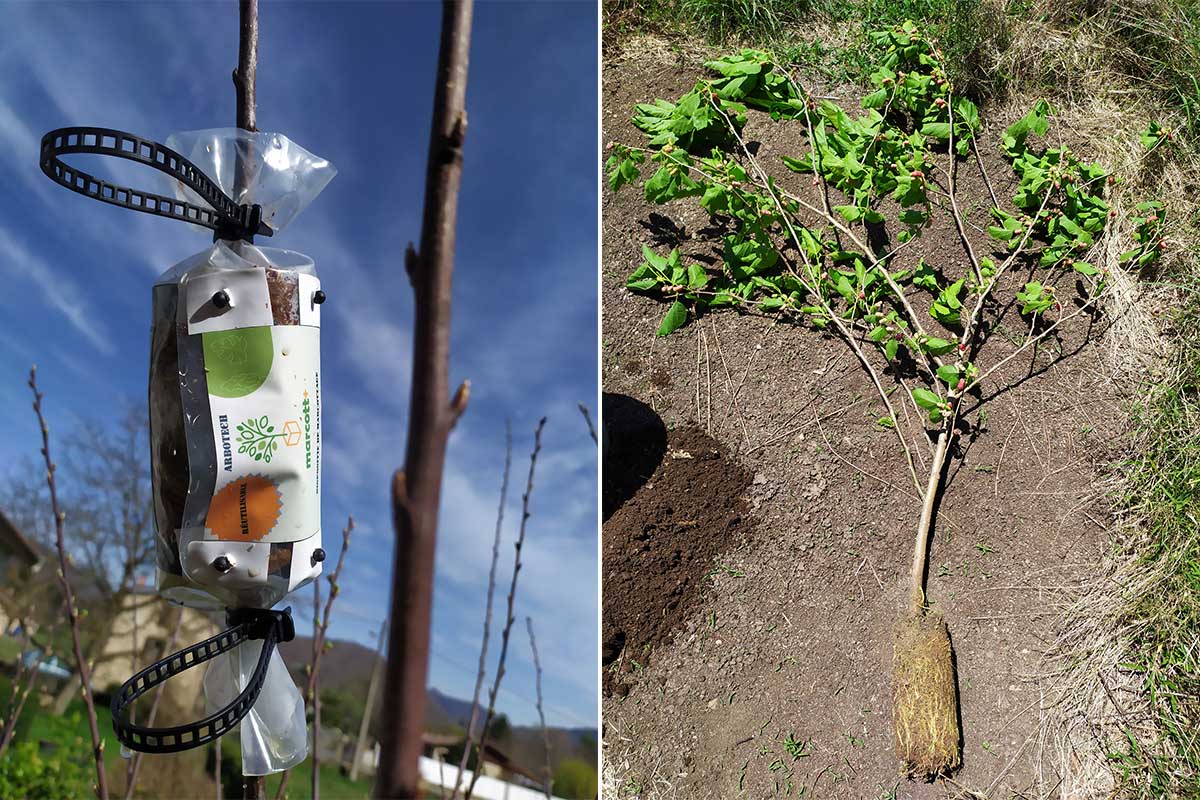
[0,1,598,728]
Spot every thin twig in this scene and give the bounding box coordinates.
[124,611,185,800]
[215,741,223,800]
[233,0,258,133]
[378,2,475,794]
[525,617,552,800]
[464,418,546,800]
[28,366,109,800]
[577,403,597,444]
[707,102,922,491]
[272,518,354,800]
[451,423,513,800]
[312,577,321,800]
[0,613,52,758]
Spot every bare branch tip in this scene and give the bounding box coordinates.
[404,243,419,285]
[450,380,471,425]
[451,111,468,147]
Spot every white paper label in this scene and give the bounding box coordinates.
[202,325,321,544]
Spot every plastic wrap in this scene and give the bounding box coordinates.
[203,639,307,775]
[146,129,334,773]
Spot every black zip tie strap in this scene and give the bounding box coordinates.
[111,607,295,754]
[39,126,273,243]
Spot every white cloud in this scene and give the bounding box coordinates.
[0,225,113,355]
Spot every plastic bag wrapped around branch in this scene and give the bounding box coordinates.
[143,129,334,774]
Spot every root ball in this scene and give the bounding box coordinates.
[893,609,961,779]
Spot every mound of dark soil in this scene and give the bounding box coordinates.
[602,410,752,697]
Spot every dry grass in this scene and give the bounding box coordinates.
[992,5,1200,797]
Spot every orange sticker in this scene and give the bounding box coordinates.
[206,474,282,542]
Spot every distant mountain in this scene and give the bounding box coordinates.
[280,635,597,743]
[426,687,477,728]
[278,634,378,689]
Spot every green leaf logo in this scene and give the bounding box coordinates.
[236,415,284,463]
[203,327,274,398]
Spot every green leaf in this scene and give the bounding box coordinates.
[1072,261,1100,276]
[930,278,964,326]
[920,121,951,139]
[657,301,688,336]
[835,205,863,222]
[641,245,668,270]
[688,263,709,289]
[953,97,980,131]
[912,387,941,410]
[607,154,643,192]
[936,364,960,384]
[876,415,895,428]
[862,88,889,109]
[912,260,938,291]
[921,337,956,355]
[884,338,899,360]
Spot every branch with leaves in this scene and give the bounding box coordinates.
[605,21,1164,778]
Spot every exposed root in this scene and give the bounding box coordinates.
[893,609,962,780]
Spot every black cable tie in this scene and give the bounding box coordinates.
[110,607,295,754]
[39,126,273,243]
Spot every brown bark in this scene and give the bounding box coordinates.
[233,0,258,134]
[375,2,474,797]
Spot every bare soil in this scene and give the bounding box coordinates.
[602,394,752,698]
[601,43,1137,800]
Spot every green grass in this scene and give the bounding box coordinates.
[1112,281,1200,798]
[262,759,373,800]
[0,635,24,665]
[12,696,376,799]
[603,0,1010,99]
[24,700,126,776]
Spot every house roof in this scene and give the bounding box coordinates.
[419,732,540,784]
[0,509,40,568]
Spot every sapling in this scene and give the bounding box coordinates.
[607,21,1161,779]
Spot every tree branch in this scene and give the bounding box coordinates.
[28,366,109,800]
[525,617,552,800]
[450,422,512,800]
[577,403,597,444]
[464,419,546,800]
[272,518,354,800]
[233,0,258,133]
[376,2,475,796]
